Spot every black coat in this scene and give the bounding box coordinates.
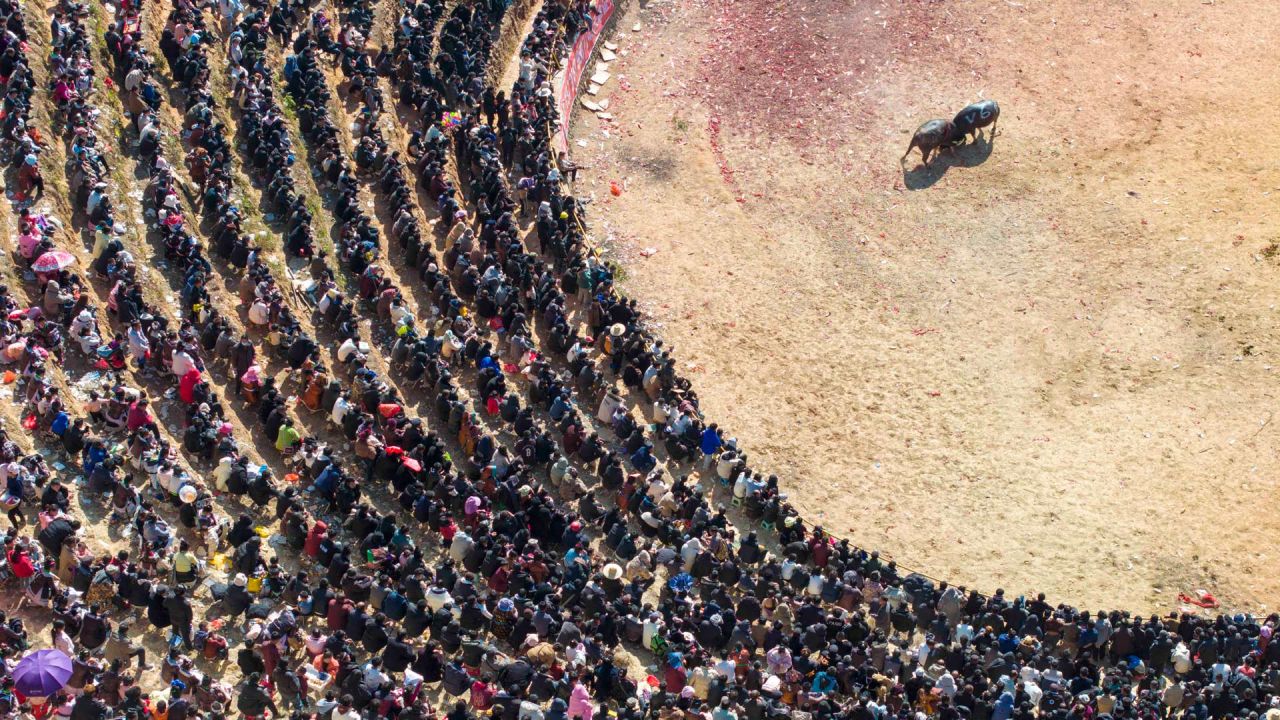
[70,694,109,720]
[362,619,389,654]
[164,592,194,627]
[382,638,414,673]
[225,584,253,616]
[38,518,76,557]
[238,646,265,677]
[147,590,172,629]
[236,684,279,716]
[79,612,109,650]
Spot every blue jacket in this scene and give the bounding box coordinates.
[993,691,1015,720]
[810,671,837,694]
[50,412,70,436]
[630,446,656,472]
[700,428,722,456]
[313,464,340,496]
[82,443,108,476]
[382,591,408,621]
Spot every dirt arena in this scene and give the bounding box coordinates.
[570,0,1280,612]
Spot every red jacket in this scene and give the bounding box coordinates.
[327,598,351,632]
[179,369,202,404]
[810,536,831,568]
[304,522,328,559]
[7,548,35,579]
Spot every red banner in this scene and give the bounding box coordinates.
[556,0,616,152]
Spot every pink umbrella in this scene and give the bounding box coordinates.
[31,251,76,274]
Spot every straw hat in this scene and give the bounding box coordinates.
[610,323,625,337]
[602,564,623,581]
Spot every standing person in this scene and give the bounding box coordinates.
[37,517,79,562]
[568,674,595,720]
[236,673,280,720]
[273,662,304,713]
[51,619,75,655]
[238,641,265,678]
[17,154,44,201]
[557,151,579,183]
[126,320,150,373]
[165,586,195,648]
[700,423,723,471]
[218,0,242,44]
[3,463,24,528]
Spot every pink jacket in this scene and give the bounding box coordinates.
[568,682,595,720]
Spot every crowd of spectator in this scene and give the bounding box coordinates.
[0,1,1276,720]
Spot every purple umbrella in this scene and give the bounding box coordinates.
[12,649,73,697]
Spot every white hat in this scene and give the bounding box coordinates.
[233,573,247,587]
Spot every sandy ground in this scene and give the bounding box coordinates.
[570,0,1280,612]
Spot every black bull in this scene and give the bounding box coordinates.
[901,100,1000,166]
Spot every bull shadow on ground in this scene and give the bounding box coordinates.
[902,133,996,190]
